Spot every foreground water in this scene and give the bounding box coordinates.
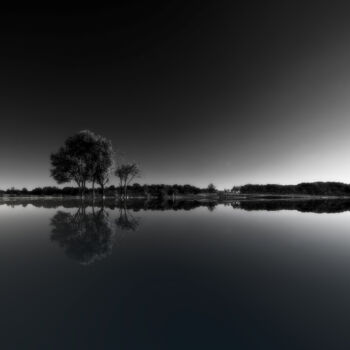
[1,199,350,349]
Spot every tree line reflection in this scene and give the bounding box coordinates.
[3,198,350,264]
[3,198,350,214]
[0,198,218,211]
[234,199,350,213]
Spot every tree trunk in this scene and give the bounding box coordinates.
[124,181,127,199]
[119,180,123,199]
[81,181,86,199]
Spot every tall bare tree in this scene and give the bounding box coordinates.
[115,162,140,199]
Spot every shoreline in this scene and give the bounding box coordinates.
[1,194,350,202]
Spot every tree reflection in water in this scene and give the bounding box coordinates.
[44,197,350,264]
[50,206,116,265]
[115,203,140,232]
[50,203,140,264]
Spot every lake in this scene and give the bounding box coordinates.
[1,198,350,349]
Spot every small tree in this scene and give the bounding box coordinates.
[207,183,217,193]
[115,162,140,199]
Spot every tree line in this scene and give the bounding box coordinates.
[48,130,219,199]
[0,130,219,198]
[239,182,350,196]
[0,183,214,198]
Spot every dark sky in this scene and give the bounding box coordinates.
[2,2,350,189]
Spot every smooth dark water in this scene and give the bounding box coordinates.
[1,199,350,349]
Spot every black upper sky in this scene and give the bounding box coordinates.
[1,2,350,189]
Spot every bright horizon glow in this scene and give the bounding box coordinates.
[1,4,350,190]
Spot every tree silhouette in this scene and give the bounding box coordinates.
[115,162,141,199]
[91,136,114,198]
[207,183,217,193]
[50,130,114,198]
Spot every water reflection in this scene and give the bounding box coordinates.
[44,198,350,264]
[49,203,142,264]
[3,198,350,348]
[50,206,115,265]
[116,204,140,231]
[3,197,350,214]
[237,199,350,213]
[120,198,218,211]
[0,198,219,211]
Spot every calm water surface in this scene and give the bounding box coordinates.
[1,199,350,349]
